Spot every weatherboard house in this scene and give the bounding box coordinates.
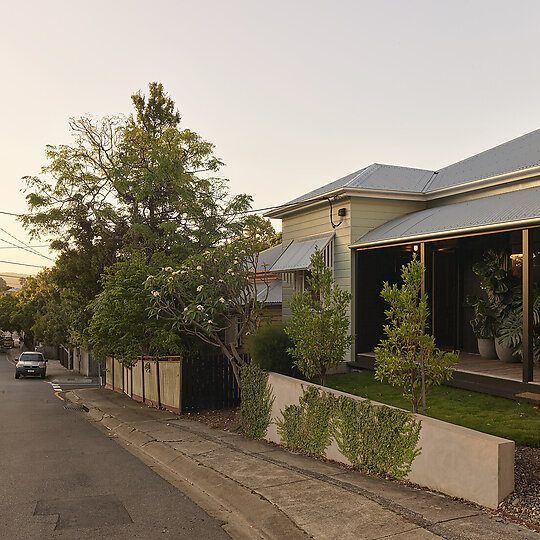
[266,129,540,394]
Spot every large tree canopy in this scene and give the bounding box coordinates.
[22,82,251,259]
[20,82,257,355]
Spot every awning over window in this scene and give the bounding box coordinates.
[271,232,334,272]
[351,186,540,248]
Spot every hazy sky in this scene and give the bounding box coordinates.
[2,0,540,275]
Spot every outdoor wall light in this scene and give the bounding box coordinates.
[413,244,419,252]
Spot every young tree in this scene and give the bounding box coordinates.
[148,225,276,385]
[374,256,457,414]
[285,248,353,386]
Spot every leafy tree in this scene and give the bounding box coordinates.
[22,82,251,259]
[87,252,187,362]
[374,256,457,414]
[148,226,275,385]
[21,82,253,356]
[285,248,353,386]
[0,292,18,332]
[7,271,68,348]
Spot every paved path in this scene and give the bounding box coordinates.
[0,352,229,539]
[69,385,540,539]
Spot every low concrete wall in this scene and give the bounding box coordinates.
[265,372,514,509]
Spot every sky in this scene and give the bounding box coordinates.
[2,0,540,276]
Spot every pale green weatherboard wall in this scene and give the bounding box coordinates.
[280,196,425,362]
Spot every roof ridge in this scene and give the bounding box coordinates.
[421,171,439,192]
[437,128,540,173]
[350,163,380,187]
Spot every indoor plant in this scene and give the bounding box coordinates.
[467,297,497,359]
[471,249,519,362]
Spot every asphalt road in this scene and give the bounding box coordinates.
[0,352,229,539]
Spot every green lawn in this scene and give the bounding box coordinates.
[325,371,540,447]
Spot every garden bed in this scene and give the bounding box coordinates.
[326,370,540,446]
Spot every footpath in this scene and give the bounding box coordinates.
[64,385,539,540]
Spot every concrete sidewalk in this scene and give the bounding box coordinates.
[66,388,538,540]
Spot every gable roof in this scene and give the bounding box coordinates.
[287,164,435,205]
[426,128,540,192]
[351,185,540,248]
[277,128,540,211]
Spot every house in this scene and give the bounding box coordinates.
[255,243,283,325]
[226,243,283,351]
[267,128,540,393]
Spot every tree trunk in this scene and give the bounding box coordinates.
[219,343,245,387]
[420,353,426,415]
[320,366,327,387]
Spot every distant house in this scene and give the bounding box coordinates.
[225,244,283,350]
[254,244,282,325]
[0,287,20,294]
[266,129,540,390]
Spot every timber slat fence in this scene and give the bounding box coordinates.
[105,352,241,413]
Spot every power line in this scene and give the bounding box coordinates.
[0,226,54,261]
[0,245,48,249]
[0,235,53,261]
[221,195,335,217]
[0,260,44,268]
[0,210,21,217]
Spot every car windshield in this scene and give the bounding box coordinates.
[20,354,43,361]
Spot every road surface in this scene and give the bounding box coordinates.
[0,352,229,539]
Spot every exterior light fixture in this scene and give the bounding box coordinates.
[413,244,419,252]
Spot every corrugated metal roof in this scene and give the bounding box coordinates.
[426,128,540,192]
[271,233,334,272]
[256,244,282,272]
[256,279,282,304]
[279,129,540,209]
[352,186,540,247]
[287,164,435,205]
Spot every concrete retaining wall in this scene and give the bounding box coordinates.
[265,372,514,509]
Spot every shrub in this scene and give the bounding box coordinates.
[276,385,333,457]
[247,323,297,376]
[277,385,421,478]
[240,363,274,439]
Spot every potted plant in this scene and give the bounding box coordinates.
[468,297,497,359]
[471,249,519,362]
[497,291,540,363]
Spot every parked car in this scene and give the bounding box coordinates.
[3,336,14,349]
[15,352,47,379]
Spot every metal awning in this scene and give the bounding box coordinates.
[271,232,334,272]
[351,186,540,248]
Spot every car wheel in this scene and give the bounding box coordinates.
[15,373,20,379]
